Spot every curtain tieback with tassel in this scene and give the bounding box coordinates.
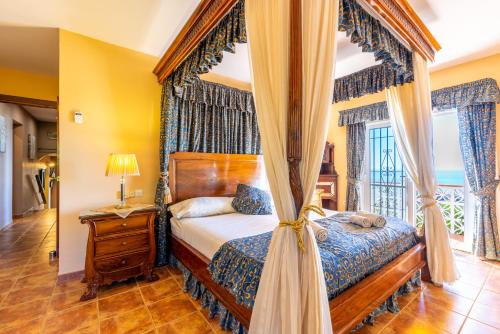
[421,195,437,209]
[279,205,325,252]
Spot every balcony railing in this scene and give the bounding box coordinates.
[416,185,465,236]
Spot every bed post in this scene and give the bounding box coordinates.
[288,0,304,216]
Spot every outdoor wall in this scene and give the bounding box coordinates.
[327,52,500,211]
[58,30,161,275]
[0,67,58,101]
[0,102,40,227]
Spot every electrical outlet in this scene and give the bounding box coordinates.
[128,191,135,198]
[135,189,144,197]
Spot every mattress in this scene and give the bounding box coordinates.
[171,209,337,259]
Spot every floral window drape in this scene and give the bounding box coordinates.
[338,78,500,260]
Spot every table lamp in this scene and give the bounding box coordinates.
[105,153,140,208]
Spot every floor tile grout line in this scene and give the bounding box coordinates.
[137,281,158,333]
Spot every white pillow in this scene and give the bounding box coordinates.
[168,197,236,219]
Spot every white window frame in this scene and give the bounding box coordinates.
[360,120,415,224]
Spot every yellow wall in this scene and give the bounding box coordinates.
[0,67,58,101]
[200,72,252,91]
[58,30,161,275]
[328,52,500,211]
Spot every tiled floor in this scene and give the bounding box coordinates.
[0,209,499,334]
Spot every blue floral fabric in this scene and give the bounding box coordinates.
[346,123,366,211]
[232,184,272,215]
[338,0,413,80]
[334,64,413,103]
[338,101,389,126]
[209,214,418,308]
[458,103,500,260]
[432,78,500,111]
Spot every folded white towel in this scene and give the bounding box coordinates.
[309,221,328,242]
[349,214,372,228]
[357,211,387,227]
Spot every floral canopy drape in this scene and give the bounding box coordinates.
[339,78,500,260]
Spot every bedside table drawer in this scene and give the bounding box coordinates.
[95,233,149,257]
[95,215,149,236]
[95,251,148,273]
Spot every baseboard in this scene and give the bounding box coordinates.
[58,270,85,283]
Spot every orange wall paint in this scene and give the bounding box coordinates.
[58,30,161,275]
[0,67,58,101]
[327,52,500,211]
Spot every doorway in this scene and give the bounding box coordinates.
[0,94,59,255]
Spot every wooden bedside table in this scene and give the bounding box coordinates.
[79,207,159,300]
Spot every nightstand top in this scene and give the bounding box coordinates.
[79,204,158,220]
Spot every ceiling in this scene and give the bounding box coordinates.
[211,34,381,81]
[0,0,498,79]
[23,106,57,122]
[408,0,500,70]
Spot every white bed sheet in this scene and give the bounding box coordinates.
[171,209,336,259]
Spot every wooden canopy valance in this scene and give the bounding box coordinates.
[153,0,440,83]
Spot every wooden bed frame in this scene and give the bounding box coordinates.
[168,152,428,333]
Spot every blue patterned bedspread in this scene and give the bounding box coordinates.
[208,214,418,309]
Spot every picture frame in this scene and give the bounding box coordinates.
[0,115,5,153]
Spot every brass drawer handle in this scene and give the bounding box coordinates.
[121,223,128,228]
[121,259,127,265]
[121,241,127,246]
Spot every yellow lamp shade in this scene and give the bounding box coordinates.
[105,154,140,177]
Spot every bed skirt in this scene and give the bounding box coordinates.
[168,255,421,333]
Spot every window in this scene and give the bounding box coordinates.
[362,123,413,221]
[361,112,473,252]
[418,110,474,252]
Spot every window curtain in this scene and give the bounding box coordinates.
[346,122,366,211]
[386,53,459,284]
[457,103,499,260]
[177,80,261,154]
[246,0,338,332]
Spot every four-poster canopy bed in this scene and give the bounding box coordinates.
[152,0,442,333]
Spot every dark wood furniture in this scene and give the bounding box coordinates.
[317,142,338,210]
[79,207,159,301]
[168,152,427,334]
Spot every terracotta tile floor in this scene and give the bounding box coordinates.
[0,209,499,334]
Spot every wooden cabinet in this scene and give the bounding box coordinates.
[317,142,338,210]
[317,174,338,210]
[79,207,159,300]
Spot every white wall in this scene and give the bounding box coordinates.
[0,109,13,229]
[0,102,39,225]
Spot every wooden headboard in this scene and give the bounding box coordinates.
[168,152,268,203]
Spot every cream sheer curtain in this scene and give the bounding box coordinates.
[246,0,338,333]
[386,53,460,284]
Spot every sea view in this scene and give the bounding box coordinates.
[436,170,465,186]
[370,170,465,186]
